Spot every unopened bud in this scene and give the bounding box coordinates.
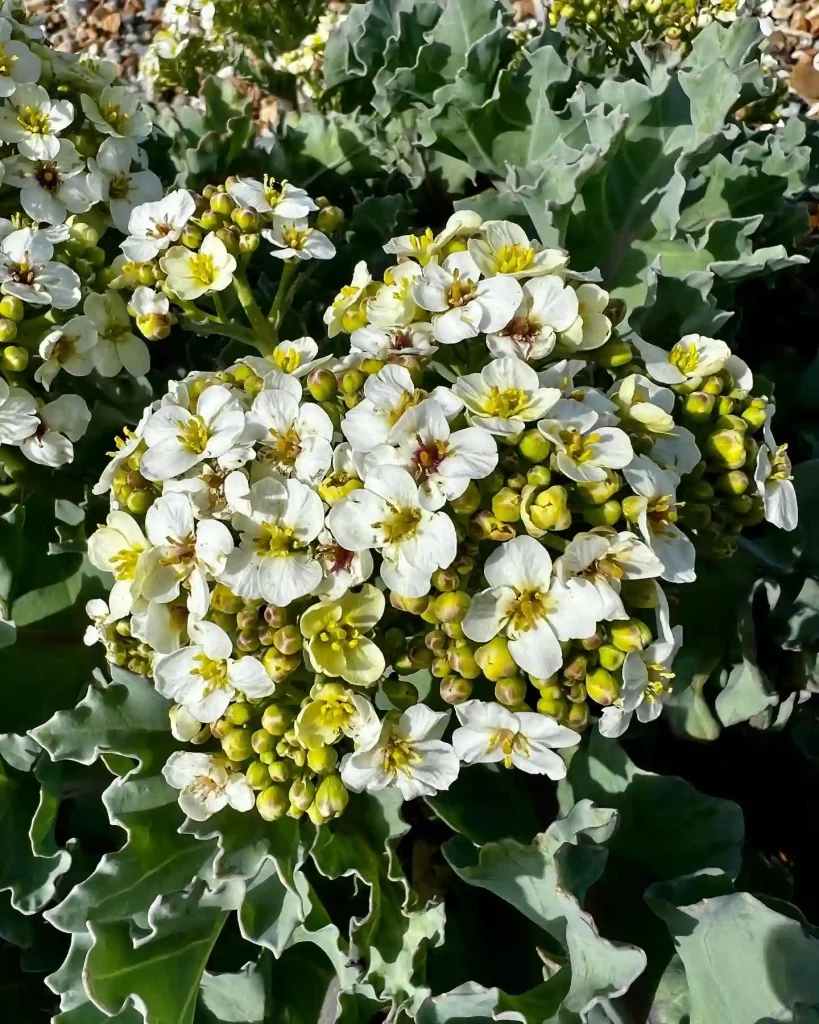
[289,779,316,813]
[1,344,27,370]
[274,624,302,655]
[582,499,621,528]
[680,502,712,530]
[518,429,552,462]
[434,591,471,623]
[714,414,747,434]
[390,593,429,615]
[226,701,253,726]
[492,487,522,523]
[576,472,622,506]
[246,760,271,790]
[682,392,715,423]
[382,678,419,711]
[448,643,481,679]
[609,618,652,653]
[232,207,261,232]
[567,701,589,730]
[239,232,260,255]
[704,429,746,469]
[563,654,588,681]
[257,784,289,821]
[598,644,626,671]
[210,192,235,216]
[701,375,724,396]
[268,760,290,783]
[537,694,567,719]
[307,746,339,774]
[262,647,301,683]
[251,728,276,754]
[137,313,171,341]
[181,225,203,249]
[728,494,753,516]
[596,339,633,368]
[0,296,25,322]
[261,703,295,735]
[199,210,221,232]
[0,319,18,344]
[471,510,516,542]
[440,675,473,704]
[315,774,349,818]
[221,728,254,762]
[528,486,571,532]
[585,667,619,706]
[741,404,767,432]
[450,481,481,515]
[315,206,345,233]
[215,227,240,254]
[526,465,552,487]
[495,676,527,706]
[475,636,518,681]
[236,630,261,652]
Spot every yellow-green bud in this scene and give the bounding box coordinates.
[69,222,100,248]
[212,583,244,615]
[390,593,430,615]
[537,694,567,719]
[728,494,753,516]
[342,369,365,395]
[448,643,481,679]
[567,702,589,730]
[257,784,289,821]
[575,471,622,506]
[274,625,302,655]
[563,654,588,682]
[526,465,552,488]
[585,667,619,706]
[289,779,315,813]
[680,502,711,530]
[431,656,449,678]
[518,429,552,462]
[236,630,261,653]
[492,487,522,523]
[268,760,290,783]
[307,368,338,402]
[307,746,339,774]
[701,375,724,396]
[181,224,203,248]
[261,703,295,736]
[262,648,301,683]
[682,391,715,423]
[741,404,767,432]
[440,675,473,704]
[471,510,516,542]
[210,192,235,216]
[0,296,24,321]
[582,500,621,528]
[431,566,459,591]
[231,207,261,232]
[200,210,221,232]
[620,579,660,609]
[221,728,254,762]
[598,644,626,671]
[407,641,434,669]
[529,486,571,532]
[315,205,345,233]
[609,618,652,652]
[596,338,633,368]
[251,728,277,755]
[704,429,746,470]
[315,774,349,819]
[495,676,527,706]
[714,414,746,434]
[246,760,271,790]
[1,344,28,372]
[382,678,419,710]
[442,621,464,640]
[425,629,448,654]
[434,591,471,624]
[450,481,481,515]
[239,232,260,255]
[226,701,253,726]
[475,636,518,681]
[0,320,18,345]
[236,606,259,630]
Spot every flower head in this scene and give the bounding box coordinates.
[453,701,580,777]
[162,751,255,820]
[161,232,236,300]
[300,585,386,686]
[122,190,196,262]
[453,357,560,437]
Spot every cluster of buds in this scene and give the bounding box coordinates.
[548,0,742,49]
[0,0,160,480]
[86,205,794,824]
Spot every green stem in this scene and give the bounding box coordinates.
[212,291,228,324]
[539,532,568,553]
[179,316,262,350]
[267,261,300,342]
[232,271,275,354]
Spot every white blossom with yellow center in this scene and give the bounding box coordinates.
[634,333,731,385]
[468,219,568,279]
[263,218,336,261]
[161,231,236,301]
[87,510,149,619]
[538,405,634,483]
[453,357,561,437]
[755,417,798,532]
[623,455,696,583]
[162,751,255,821]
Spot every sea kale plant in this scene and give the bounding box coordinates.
[2,1,819,1023]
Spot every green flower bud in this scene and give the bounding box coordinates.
[686,479,715,502]
[0,317,19,343]
[138,265,157,286]
[210,192,235,216]
[704,429,746,470]
[471,510,516,542]
[236,607,259,630]
[221,728,254,762]
[518,429,552,462]
[425,629,448,654]
[305,368,338,403]
[582,499,621,528]
[307,745,339,774]
[598,644,626,671]
[199,210,221,232]
[261,703,295,736]
[596,338,633,368]
[69,221,100,248]
[680,502,712,530]
[315,774,349,818]
[274,624,302,655]
[232,207,261,232]
[715,396,735,418]
[262,647,301,683]
[239,232,260,255]
[342,369,366,395]
[714,414,747,433]
[236,630,261,652]
[212,583,244,615]
[567,702,589,730]
[492,487,522,523]
[585,667,619,706]
[526,465,552,487]
[0,296,25,322]
[431,567,460,591]
[390,593,430,615]
[382,678,419,711]
[406,641,434,669]
[475,636,518,681]
[701,375,724,396]
[575,471,622,506]
[268,760,291,782]
[315,205,345,233]
[257,784,289,821]
[181,225,203,249]
[431,656,449,678]
[682,391,715,423]
[226,701,254,726]
[289,778,315,813]
[246,760,271,790]
[450,481,481,515]
[440,675,473,704]
[741,404,767,432]
[495,676,527,706]
[728,494,753,516]
[434,591,471,623]
[251,728,277,755]
[442,621,464,640]
[537,694,567,719]
[448,643,481,679]
[563,654,588,682]
[216,227,241,254]
[528,486,571,532]
[609,618,652,652]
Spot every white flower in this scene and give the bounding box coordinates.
[327,466,457,598]
[2,139,93,225]
[93,405,154,497]
[342,363,461,453]
[122,190,196,262]
[262,219,336,261]
[0,376,38,443]
[384,210,483,264]
[647,426,701,479]
[313,527,374,601]
[141,492,233,618]
[129,285,171,339]
[227,177,317,219]
[0,84,73,159]
[600,596,681,739]
[80,85,152,140]
[608,374,675,435]
[634,334,731,385]
[538,407,633,483]
[140,384,246,482]
[463,535,600,678]
[623,455,696,583]
[162,751,255,821]
[19,394,90,467]
[0,228,80,308]
[87,137,162,233]
[412,252,522,345]
[164,464,251,521]
[560,284,612,351]
[0,20,41,98]
[341,705,459,800]
[350,322,436,361]
[169,704,203,742]
[83,291,150,378]
[366,263,422,329]
[87,511,149,618]
[453,358,560,437]
[453,701,580,778]
[130,598,188,654]
[556,528,663,621]
[154,619,273,723]
[160,232,236,300]
[486,276,579,362]
[386,397,498,510]
[324,261,372,336]
[265,336,328,377]
[754,418,798,531]
[468,220,568,279]
[247,385,333,484]
[219,475,324,606]
[34,315,98,389]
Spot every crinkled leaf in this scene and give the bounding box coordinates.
[198,961,266,1023]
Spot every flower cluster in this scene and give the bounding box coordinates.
[273,7,348,101]
[548,0,742,48]
[87,205,795,825]
[0,0,158,475]
[138,0,220,97]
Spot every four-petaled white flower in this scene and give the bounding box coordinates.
[468,220,568,279]
[87,510,149,618]
[140,492,233,618]
[161,232,236,300]
[366,262,421,329]
[3,139,93,225]
[453,701,580,778]
[623,455,696,583]
[34,315,98,389]
[247,383,333,484]
[341,705,460,800]
[754,416,798,532]
[453,357,560,437]
[219,475,325,606]
[413,252,522,345]
[538,406,633,483]
[0,83,73,159]
[122,189,196,262]
[80,84,152,141]
[0,376,38,443]
[84,291,150,378]
[383,210,483,264]
[634,333,731,385]
[263,219,336,261]
[162,751,255,821]
[227,177,317,219]
[0,227,81,308]
[560,283,612,351]
[324,260,372,337]
[350,322,436,361]
[463,535,600,679]
[19,394,90,467]
[140,385,246,481]
[486,276,579,362]
[87,137,162,233]
[0,19,42,98]
[154,619,273,723]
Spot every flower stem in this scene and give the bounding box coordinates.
[179,315,261,350]
[232,271,275,354]
[266,261,300,339]
[213,292,228,323]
